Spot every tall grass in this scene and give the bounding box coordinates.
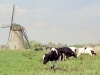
[0,50,100,75]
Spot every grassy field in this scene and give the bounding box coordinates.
[0,49,100,75]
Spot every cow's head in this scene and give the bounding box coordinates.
[71,52,77,58]
[43,54,50,64]
[91,50,96,56]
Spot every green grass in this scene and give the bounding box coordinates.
[0,50,100,75]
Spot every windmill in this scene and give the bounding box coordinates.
[2,4,30,49]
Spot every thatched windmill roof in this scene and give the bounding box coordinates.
[11,24,25,31]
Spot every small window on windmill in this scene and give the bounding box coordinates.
[14,45,16,49]
[14,40,17,49]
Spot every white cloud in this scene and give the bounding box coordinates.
[74,3,100,20]
[15,5,28,17]
[25,21,48,29]
[58,2,100,27]
[32,21,47,28]
[0,3,28,17]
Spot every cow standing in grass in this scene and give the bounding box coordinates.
[43,48,60,70]
[77,47,96,57]
[57,47,77,61]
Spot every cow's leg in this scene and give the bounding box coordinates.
[75,49,77,54]
[63,54,66,61]
[54,61,58,69]
[89,53,92,57]
[60,53,63,61]
[64,54,68,60]
[66,55,69,60]
[77,53,80,57]
[63,53,68,60]
[50,61,54,70]
[59,56,61,61]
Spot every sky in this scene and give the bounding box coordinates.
[0,0,100,45]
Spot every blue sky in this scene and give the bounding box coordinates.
[0,0,100,45]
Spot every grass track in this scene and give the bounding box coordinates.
[0,50,100,75]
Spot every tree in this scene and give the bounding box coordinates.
[29,40,43,51]
[46,42,55,48]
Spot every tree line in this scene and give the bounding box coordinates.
[29,40,85,51]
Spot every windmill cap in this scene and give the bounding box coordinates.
[12,23,25,31]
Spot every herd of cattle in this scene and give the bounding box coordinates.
[43,47,96,70]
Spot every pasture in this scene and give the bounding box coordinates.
[0,49,100,75]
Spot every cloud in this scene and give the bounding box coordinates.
[57,2,100,28]
[32,21,48,28]
[0,3,28,17]
[25,21,48,29]
[15,5,28,17]
[74,3,100,20]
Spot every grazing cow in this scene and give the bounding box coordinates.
[43,48,60,70]
[77,47,96,57]
[57,47,77,61]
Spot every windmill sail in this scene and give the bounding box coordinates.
[7,4,15,47]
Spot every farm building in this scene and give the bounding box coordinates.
[0,45,5,49]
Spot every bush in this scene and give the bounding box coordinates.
[30,40,43,51]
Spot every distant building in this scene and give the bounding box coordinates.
[0,45,5,49]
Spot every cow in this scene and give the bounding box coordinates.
[57,47,77,61]
[77,47,96,57]
[43,48,60,70]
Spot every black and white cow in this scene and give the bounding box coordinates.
[43,48,60,70]
[57,47,77,61]
[77,47,96,57]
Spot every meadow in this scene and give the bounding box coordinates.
[0,49,100,75]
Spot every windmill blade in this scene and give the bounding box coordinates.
[7,4,15,46]
[1,25,10,28]
[22,29,31,48]
[11,4,15,27]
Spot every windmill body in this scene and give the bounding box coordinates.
[9,24,25,49]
